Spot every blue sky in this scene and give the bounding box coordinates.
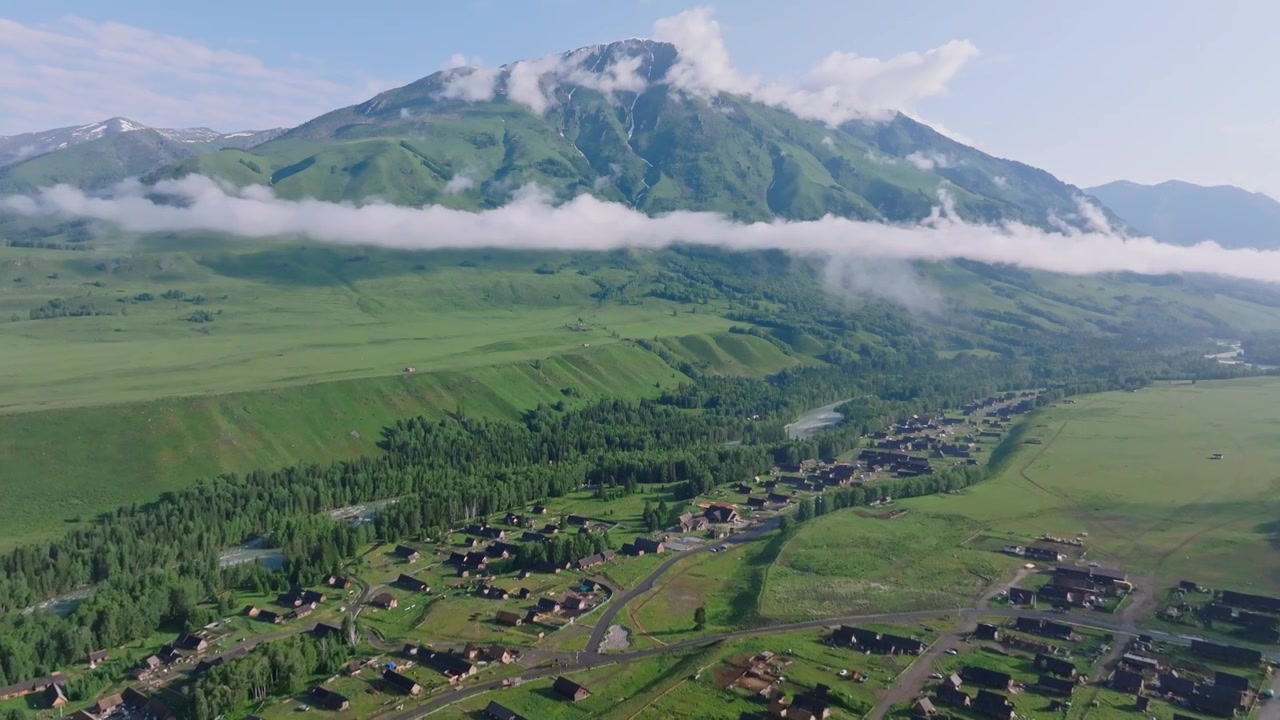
[3,1,1278,196]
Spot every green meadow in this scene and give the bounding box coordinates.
[906,377,1280,592]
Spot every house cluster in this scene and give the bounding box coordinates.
[960,392,1038,417]
[745,689,834,720]
[828,625,925,655]
[244,586,329,624]
[0,672,69,710]
[723,651,790,698]
[68,687,174,720]
[1109,638,1258,717]
[1006,565,1131,610]
[857,449,934,477]
[130,631,212,680]
[928,672,1016,720]
[1171,588,1280,643]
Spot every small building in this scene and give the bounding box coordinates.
[974,689,1014,720]
[962,666,1012,690]
[396,574,430,592]
[323,574,352,589]
[974,623,1000,641]
[704,504,739,524]
[747,496,769,509]
[531,504,549,514]
[291,605,314,620]
[553,676,591,702]
[495,610,524,627]
[372,593,398,609]
[175,633,209,652]
[635,537,665,554]
[1035,653,1077,678]
[575,550,616,570]
[1111,668,1145,694]
[394,544,421,562]
[1037,675,1075,697]
[257,609,282,624]
[484,701,530,720]
[87,649,109,668]
[45,683,68,709]
[1008,587,1036,606]
[913,698,937,716]
[382,669,422,696]
[308,685,351,711]
[538,598,562,615]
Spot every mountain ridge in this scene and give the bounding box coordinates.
[1088,179,1280,249]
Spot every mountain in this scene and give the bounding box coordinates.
[142,39,1110,229]
[0,118,285,193]
[1088,179,1280,249]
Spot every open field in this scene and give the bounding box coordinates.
[906,378,1280,592]
[759,513,1019,620]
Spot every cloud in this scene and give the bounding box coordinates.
[10,177,1280,287]
[440,45,648,114]
[0,16,385,134]
[906,151,955,171]
[654,8,978,126]
[992,175,1007,187]
[444,174,474,194]
[821,136,835,147]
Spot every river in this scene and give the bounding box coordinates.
[784,399,850,440]
[1205,340,1277,370]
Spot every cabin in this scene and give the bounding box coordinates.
[382,669,422,695]
[1111,668,1145,694]
[575,550,616,570]
[393,544,421,562]
[635,537,665,554]
[484,701,530,720]
[1013,617,1075,640]
[87,649,109,668]
[1037,675,1075,696]
[396,574,429,592]
[553,676,591,702]
[291,605,315,620]
[962,666,1012,690]
[277,588,326,607]
[537,597,562,614]
[44,683,68,709]
[704,504,739,524]
[487,541,521,558]
[175,632,209,652]
[308,685,351,711]
[1190,684,1247,717]
[257,609,282,624]
[678,513,711,532]
[312,623,343,640]
[830,625,924,654]
[476,584,510,600]
[1024,545,1065,562]
[747,496,769,509]
[1219,589,1280,614]
[1190,639,1262,666]
[767,493,792,505]
[420,650,476,681]
[323,574,352,589]
[974,690,1015,720]
[1007,587,1035,605]
[974,623,1000,641]
[1035,653,1077,678]
[372,593,398,609]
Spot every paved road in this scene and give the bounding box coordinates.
[585,517,780,652]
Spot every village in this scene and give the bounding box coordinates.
[18,388,1257,720]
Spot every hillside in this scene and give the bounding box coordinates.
[1088,179,1280,249]
[141,39,1109,228]
[0,119,284,192]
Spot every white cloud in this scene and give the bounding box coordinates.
[0,16,384,134]
[440,45,649,114]
[992,175,1008,187]
[821,136,835,147]
[906,151,955,171]
[653,7,978,126]
[444,174,474,194]
[9,176,1280,287]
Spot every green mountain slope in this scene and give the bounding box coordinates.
[141,39,1105,228]
[1088,179,1280,249]
[0,129,210,193]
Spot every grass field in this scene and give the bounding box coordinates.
[906,378,1280,592]
[759,512,1018,620]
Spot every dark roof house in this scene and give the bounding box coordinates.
[382,669,422,695]
[553,676,590,702]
